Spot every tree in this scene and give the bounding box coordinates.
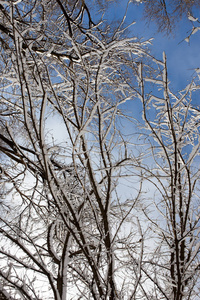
[0,0,200,299]
[0,0,148,299]
[136,54,200,299]
[139,0,200,34]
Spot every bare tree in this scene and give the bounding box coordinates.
[138,0,200,34]
[136,53,200,299]
[1,1,200,299]
[0,1,148,299]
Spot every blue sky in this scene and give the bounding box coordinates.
[105,1,200,92]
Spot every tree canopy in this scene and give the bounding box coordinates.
[0,1,200,299]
